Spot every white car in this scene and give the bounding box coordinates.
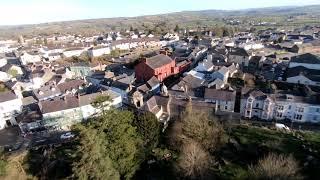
[60,132,75,139]
[275,123,290,131]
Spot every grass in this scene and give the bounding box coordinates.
[217,125,320,179]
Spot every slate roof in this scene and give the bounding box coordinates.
[147,76,160,88]
[57,79,85,93]
[287,66,320,82]
[142,96,162,115]
[290,53,320,64]
[275,94,320,105]
[79,90,119,106]
[33,84,62,100]
[145,54,173,69]
[229,48,250,57]
[0,91,17,103]
[204,89,236,101]
[22,96,37,106]
[40,96,79,114]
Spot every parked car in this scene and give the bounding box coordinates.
[60,132,75,139]
[275,123,290,131]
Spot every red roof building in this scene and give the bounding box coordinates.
[135,54,180,82]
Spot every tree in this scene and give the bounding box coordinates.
[73,110,144,180]
[181,107,227,152]
[91,95,112,115]
[0,148,7,177]
[43,37,48,45]
[213,26,223,37]
[73,125,120,180]
[249,153,302,180]
[133,112,162,151]
[176,141,213,179]
[8,69,18,77]
[174,24,180,33]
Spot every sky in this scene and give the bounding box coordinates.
[0,0,319,25]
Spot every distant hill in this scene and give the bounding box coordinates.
[0,5,319,39]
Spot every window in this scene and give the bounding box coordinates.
[255,103,259,108]
[297,107,304,113]
[246,111,251,116]
[288,105,291,110]
[248,98,253,102]
[313,116,317,121]
[294,114,303,120]
[278,105,284,111]
[316,108,320,113]
[276,112,282,118]
[225,106,228,110]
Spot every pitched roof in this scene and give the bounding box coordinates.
[147,76,160,88]
[290,53,320,64]
[0,91,17,103]
[287,66,320,82]
[145,54,173,69]
[57,79,85,93]
[142,96,162,115]
[33,84,62,100]
[204,89,236,101]
[229,48,249,57]
[79,90,119,106]
[40,96,79,114]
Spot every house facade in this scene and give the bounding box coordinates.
[0,91,22,129]
[40,90,122,130]
[20,51,42,65]
[87,46,111,57]
[241,90,275,120]
[241,89,320,123]
[135,54,179,82]
[204,89,236,112]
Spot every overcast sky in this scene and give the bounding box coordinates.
[0,0,319,25]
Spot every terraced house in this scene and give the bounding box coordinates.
[39,90,122,130]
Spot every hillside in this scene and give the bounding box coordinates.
[0,5,319,39]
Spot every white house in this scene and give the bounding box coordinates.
[241,89,275,120]
[0,57,7,67]
[20,51,42,65]
[43,53,61,62]
[0,71,11,82]
[0,91,22,129]
[273,94,320,123]
[228,48,251,67]
[241,89,320,123]
[63,48,85,57]
[204,89,236,112]
[87,46,111,57]
[79,90,122,119]
[212,66,230,83]
[131,34,139,39]
[40,90,122,130]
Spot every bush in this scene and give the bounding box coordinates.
[176,141,214,179]
[249,153,302,180]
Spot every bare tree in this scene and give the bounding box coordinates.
[182,108,226,152]
[176,140,213,179]
[249,153,302,180]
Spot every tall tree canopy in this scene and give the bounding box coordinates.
[73,110,144,180]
